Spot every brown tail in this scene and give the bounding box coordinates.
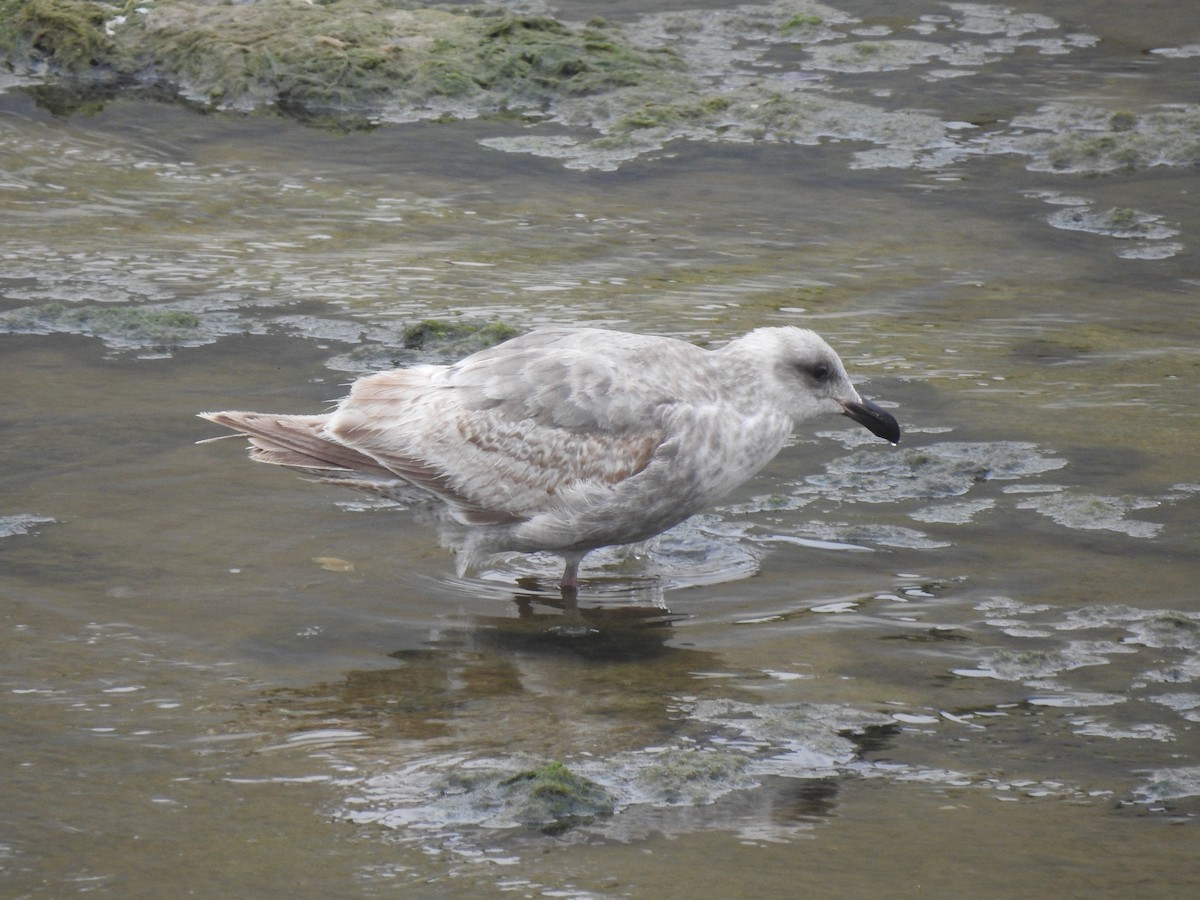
[198,411,394,478]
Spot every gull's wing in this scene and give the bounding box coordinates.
[325,337,692,524]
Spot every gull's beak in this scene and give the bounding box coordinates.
[840,398,901,444]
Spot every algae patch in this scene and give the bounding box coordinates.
[493,760,615,833]
[0,301,234,355]
[0,0,685,126]
[1037,199,1182,260]
[1014,492,1166,539]
[805,441,1068,504]
[999,103,1200,174]
[401,318,519,353]
[6,0,1191,179]
[0,0,116,73]
[633,749,754,805]
[325,317,520,371]
[347,755,615,834]
[683,699,894,765]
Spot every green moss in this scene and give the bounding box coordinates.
[612,93,732,132]
[1047,145,1075,170]
[425,59,476,97]
[4,0,114,72]
[483,15,569,40]
[1110,146,1142,168]
[614,103,679,130]
[635,750,750,804]
[966,112,1003,128]
[401,318,518,352]
[0,1,685,126]
[474,13,680,101]
[0,303,204,344]
[698,95,733,114]
[780,13,823,31]
[1108,110,1137,132]
[1082,134,1118,156]
[499,760,614,833]
[1107,207,1139,230]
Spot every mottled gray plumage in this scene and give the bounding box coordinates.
[200,326,899,591]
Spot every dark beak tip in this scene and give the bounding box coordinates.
[841,399,901,445]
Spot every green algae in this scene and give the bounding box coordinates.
[401,318,518,353]
[1108,110,1137,133]
[0,301,243,355]
[780,13,824,31]
[2,1,1194,176]
[0,0,684,126]
[1046,204,1179,241]
[320,319,521,372]
[430,759,615,835]
[1008,103,1200,173]
[0,0,115,74]
[2,302,199,337]
[498,760,615,833]
[611,94,732,132]
[634,750,753,805]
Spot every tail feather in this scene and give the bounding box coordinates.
[200,410,521,526]
[198,411,393,478]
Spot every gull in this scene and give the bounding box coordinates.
[200,326,899,593]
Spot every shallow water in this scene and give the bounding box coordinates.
[2,1,1200,896]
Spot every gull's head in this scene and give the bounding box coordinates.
[733,327,901,444]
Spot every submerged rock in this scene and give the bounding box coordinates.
[368,756,616,834]
[494,760,616,833]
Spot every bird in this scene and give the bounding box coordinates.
[199,325,900,593]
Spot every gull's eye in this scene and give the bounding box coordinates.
[803,362,831,383]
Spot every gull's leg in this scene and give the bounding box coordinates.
[557,554,585,619]
[560,556,580,593]
[558,552,590,608]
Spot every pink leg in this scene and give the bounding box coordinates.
[560,557,580,592]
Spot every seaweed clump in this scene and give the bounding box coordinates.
[400,318,518,352]
[1,302,199,338]
[0,0,684,127]
[497,760,615,834]
[1007,103,1200,173]
[325,318,520,371]
[1,0,115,72]
[0,301,239,356]
[432,758,614,835]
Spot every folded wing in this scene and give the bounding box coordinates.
[202,332,679,527]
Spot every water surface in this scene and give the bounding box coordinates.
[2,1,1199,896]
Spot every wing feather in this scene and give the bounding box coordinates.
[204,328,710,526]
[325,340,676,521]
